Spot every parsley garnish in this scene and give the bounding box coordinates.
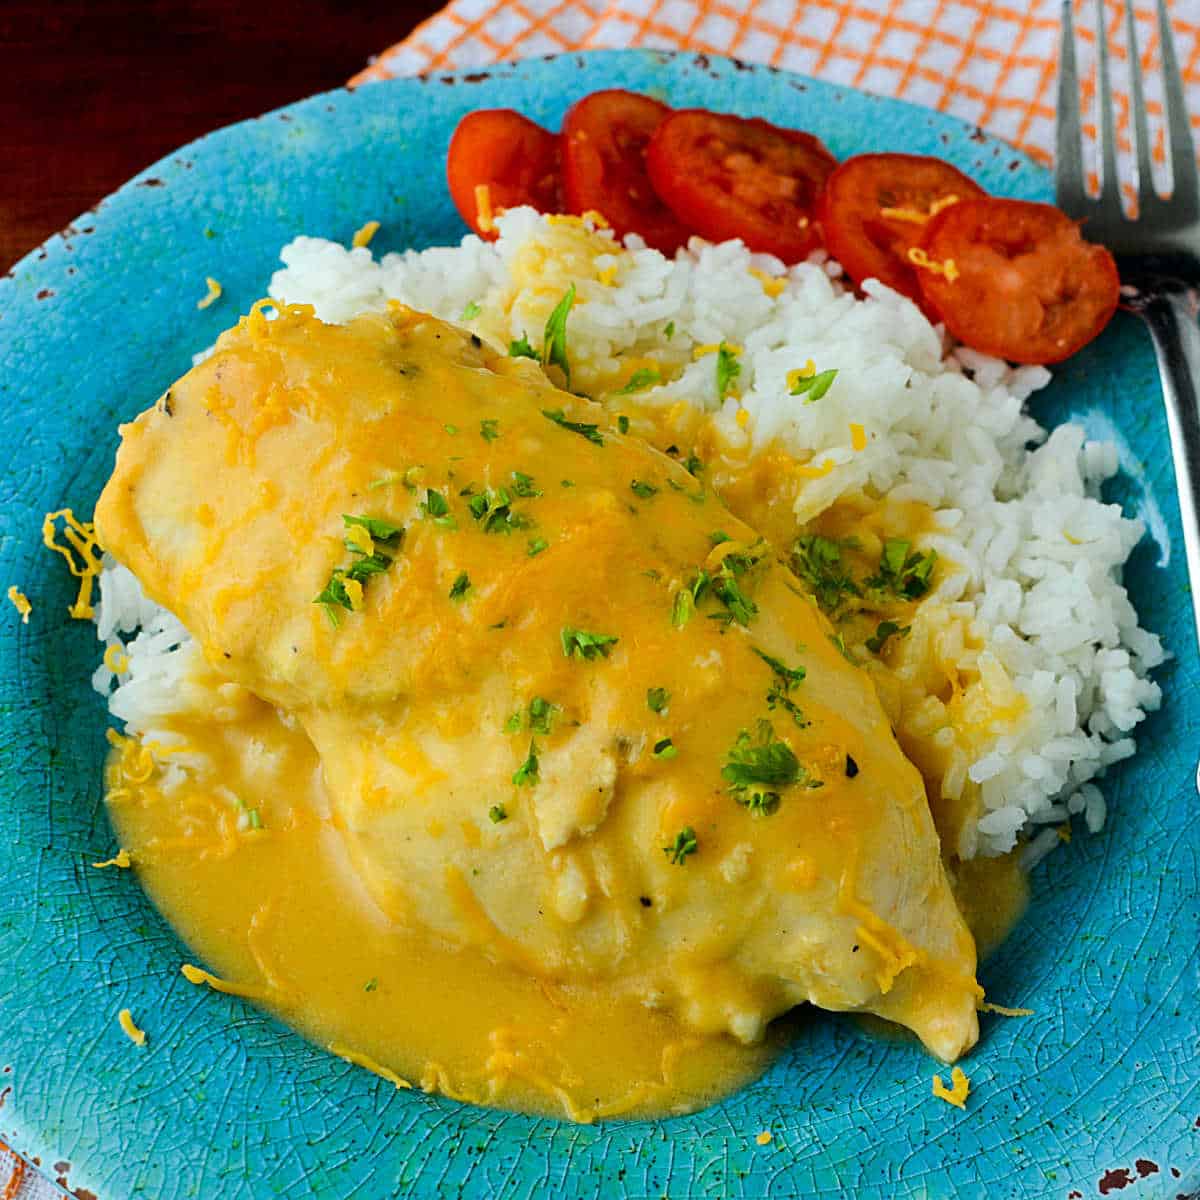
[791,535,860,613]
[460,300,481,321]
[503,711,521,735]
[489,804,508,824]
[753,648,809,727]
[480,418,500,442]
[528,696,557,734]
[663,320,675,340]
[722,720,818,814]
[647,687,670,714]
[709,542,768,628]
[314,515,404,624]
[789,368,838,402]
[509,334,538,360]
[663,827,697,865]
[468,487,527,534]
[867,540,937,600]
[542,283,576,387]
[527,536,549,556]
[364,978,379,992]
[716,342,741,400]
[444,423,459,435]
[512,741,539,788]
[561,627,619,661]
[684,452,704,478]
[449,571,471,601]
[630,480,659,500]
[671,589,694,629]
[420,488,457,529]
[543,408,604,447]
[618,369,661,395]
[865,619,910,654]
[652,737,678,760]
[510,471,541,497]
[343,513,402,543]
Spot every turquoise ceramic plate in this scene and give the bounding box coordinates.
[0,50,1196,1200]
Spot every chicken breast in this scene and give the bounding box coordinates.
[95,300,981,1060]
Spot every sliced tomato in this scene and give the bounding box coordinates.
[645,110,837,261]
[560,90,691,254]
[447,109,562,240]
[916,198,1120,365]
[817,153,986,313]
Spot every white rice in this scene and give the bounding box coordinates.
[96,209,1165,860]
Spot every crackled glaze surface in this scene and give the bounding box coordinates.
[0,50,1196,1200]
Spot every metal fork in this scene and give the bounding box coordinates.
[1057,0,1200,653]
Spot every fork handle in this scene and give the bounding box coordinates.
[1133,283,1200,651]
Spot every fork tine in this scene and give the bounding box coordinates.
[1056,0,1088,210]
[1093,0,1126,220]
[1155,0,1199,208]
[1122,0,1158,208]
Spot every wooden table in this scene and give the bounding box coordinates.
[0,0,444,271]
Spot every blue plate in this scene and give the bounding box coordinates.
[1,50,1196,1200]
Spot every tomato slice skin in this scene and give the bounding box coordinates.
[916,197,1120,365]
[645,110,837,261]
[560,90,691,254]
[816,153,986,313]
[447,109,562,240]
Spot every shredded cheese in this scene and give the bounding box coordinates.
[795,459,836,480]
[344,524,374,556]
[748,267,786,297]
[879,194,961,225]
[906,247,960,283]
[850,422,867,452]
[979,1001,1034,1017]
[351,220,380,249]
[180,962,271,1001]
[474,184,495,234]
[343,577,365,612]
[196,276,222,310]
[755,1130,773,1146]
[117,1008,146,1046]
[736,407,750,429]
[581,209,610,228]
[932,1066,970,1109]
[6,586,31,623]
[331,1043,413,1090]
[692,342,742,359]
[92,849,132,870]
[786,361,816,391]
[41,509,103,619]
[103,643,130,674]
[597,265,618,287]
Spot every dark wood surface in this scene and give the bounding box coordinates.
[0,0,444,271]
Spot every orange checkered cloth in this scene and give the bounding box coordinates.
[355,0,1200,182]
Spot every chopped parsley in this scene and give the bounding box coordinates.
[343,514,403,543]
[444,423,459,435]
[791,535,860,613]
[671,588,694,629]
[449,571,471,601]
[467,486,527,534]
[663,826,697,865]
[865,619,910,654]
[480,418,501,442]
[528,696,557,734]
[510,470,541,497]
[709,531,731,546]
[618,368,661,395]
[527,536,549,557]
[314,514,404,624]
[684,451,704,478]
[647,687,670,714]
[789,368,838,403]
[512,740,539,788]
[630,479,659,500]
[489,804,508,824]
[561,627,619,661]
[542,283,576,387]
[420,488,457,529]
[509,334,538,360]
[460,300,482,321]
[364,978,379,993]
[617,414,630,433]
[663,320,675,340]
[716,342,741,400]
[652,737,678,760]
[709,542,768,628]
[542,408,604,447]
[503,711,522,735]
[753,648,809,726]
[867,540,937,600]
[722,720,819,814]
